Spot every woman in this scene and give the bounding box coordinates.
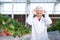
[26,6,52,40]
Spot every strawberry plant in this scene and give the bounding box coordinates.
[47,20,60,32]
[0,13,31,37]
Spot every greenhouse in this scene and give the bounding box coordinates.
[0,0,60,40]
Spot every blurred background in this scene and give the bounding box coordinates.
[0,0,60,40]
[0,0,60,24]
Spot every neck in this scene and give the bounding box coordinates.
[37,15,42,19]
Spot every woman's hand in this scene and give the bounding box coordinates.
[44,10,46,14]
[32,10,36,15]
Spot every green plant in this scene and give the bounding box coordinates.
[0,13,31,37]
[47,20,60,32]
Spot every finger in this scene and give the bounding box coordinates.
[44,10,46,13]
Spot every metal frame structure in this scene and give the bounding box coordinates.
[0,0,60,19]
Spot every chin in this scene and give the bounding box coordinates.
[36,14,42,16]
[39,14,42,16]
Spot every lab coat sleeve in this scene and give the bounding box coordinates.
[44,14,52,26]
[26,13,33,25]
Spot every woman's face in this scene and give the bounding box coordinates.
[36,9,43,16]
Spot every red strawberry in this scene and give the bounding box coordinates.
[18,36,21,38]
[0,31,4,36]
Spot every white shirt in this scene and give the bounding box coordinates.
[26,13,52,40]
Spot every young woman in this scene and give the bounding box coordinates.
[26,6,52,40]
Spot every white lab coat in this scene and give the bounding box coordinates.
[26,13,52,40]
